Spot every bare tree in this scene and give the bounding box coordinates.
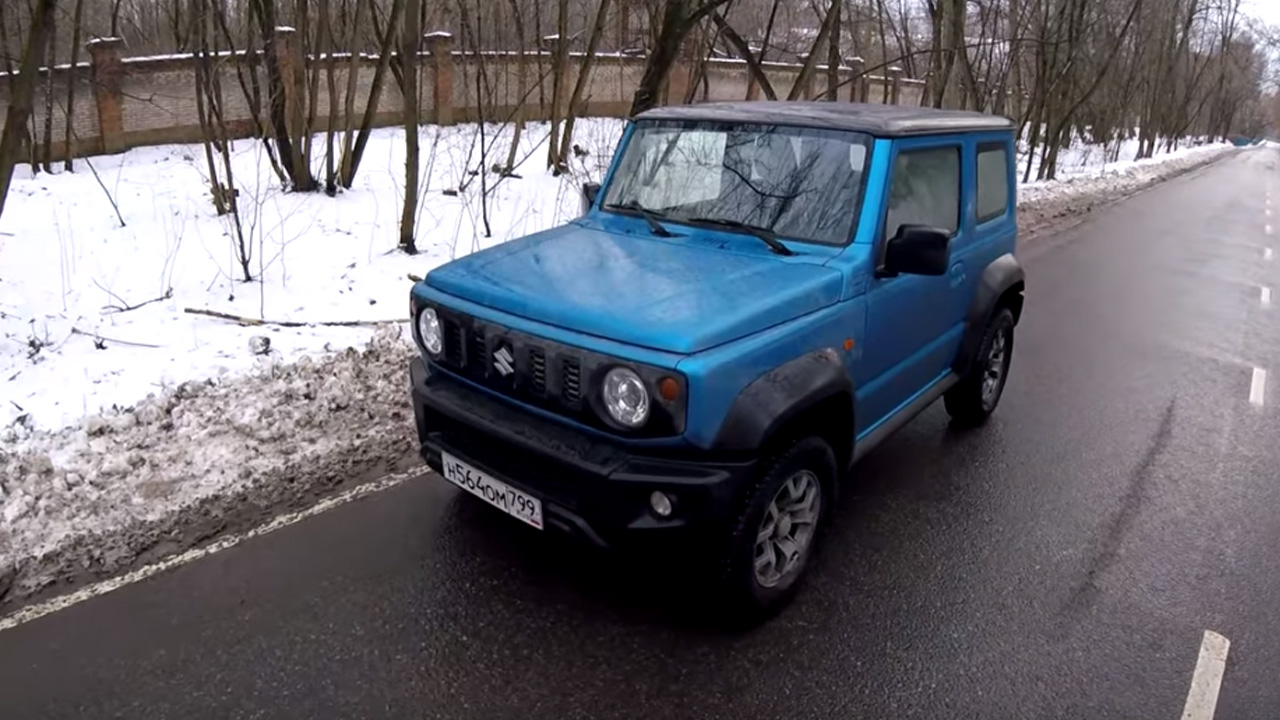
[0,0,58,220]
[40,9,57,173]
[556,0,614,167]
[248,0,315,190]
[63,0,86,171]
[546,0,568,168]
[629,0,733,116]
[398,0,422,254]
[340,0,403,187]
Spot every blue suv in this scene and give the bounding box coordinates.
[409,101,1024,619]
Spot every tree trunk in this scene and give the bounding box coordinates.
[40,12,56,173]
[557,0,615,166]
[0,1,16,83]
[503,0,527,173]
[629,1,686,116]
[341,0,403,187]
[825,0,841,101]
[319,0,338,194]
[711,11,777,100]
[398,0,421,254]
[547,0,569,168]
[338,0,365,183]
[63,0,85,171]
[786,0,841,101]
[300,0,320,167]
[249,0,313,190]
[0,0,57,220]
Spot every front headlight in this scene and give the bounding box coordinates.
[417,307,443,355]
[602,367,650,427]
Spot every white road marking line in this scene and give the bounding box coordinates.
[0,469,420,634]
[1266,248,1274,261]
[1269,225,1275,236]
[1250,367,1267,407]
[1181,630,1231,720]
[1263,287,1273,308]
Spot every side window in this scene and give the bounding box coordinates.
[884,146,960,242]
[976,144,1010,223]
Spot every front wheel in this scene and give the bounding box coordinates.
[945,307,1015,428]
[719,436,836,624]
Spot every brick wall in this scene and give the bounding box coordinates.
[0,33,927,162]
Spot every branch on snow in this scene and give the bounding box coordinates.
[184,307,406,328]
[95,281,174,314]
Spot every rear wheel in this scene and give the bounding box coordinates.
[945,307,1015,428]
[719,436,836,624]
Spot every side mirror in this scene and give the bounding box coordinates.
[581,182,601,215]
[882,225,951,276]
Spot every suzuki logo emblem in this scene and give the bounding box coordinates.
[493,345,515,377]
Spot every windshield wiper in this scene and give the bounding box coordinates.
[688,217,795,256]
[603,201,674,238]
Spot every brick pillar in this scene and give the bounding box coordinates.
[271,27,301,137]
[888,66,904,105]
[87,38,125,154]
[542,34,569,117]
[425,32,454,126]
[846,56,866,103]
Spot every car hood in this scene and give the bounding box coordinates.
[425,221,844,354]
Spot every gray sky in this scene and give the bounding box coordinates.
[1245,0,1280,28]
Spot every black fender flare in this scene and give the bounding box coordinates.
[712,348,855,455]
[955,253,1025,376]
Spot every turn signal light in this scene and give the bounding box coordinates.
[658,377,681,403]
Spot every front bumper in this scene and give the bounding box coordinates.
[410,356,755,548]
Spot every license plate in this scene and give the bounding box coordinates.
[441,453,544,530]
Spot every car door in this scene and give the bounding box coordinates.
[857,138,967,434]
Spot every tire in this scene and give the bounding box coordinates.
[945,306,1015,428]
[719,436,837,625]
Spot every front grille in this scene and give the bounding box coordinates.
[432,308,587,421]
[562,357,582,403]
[470,328,488,374]
[444,322,465,366]
[529,348,547,394]
[424,304,683,437]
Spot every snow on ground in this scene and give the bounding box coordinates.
[0,118,621,602]
[0,116,1242,606]
[1018,140,1236,233]
[1,119,622,432]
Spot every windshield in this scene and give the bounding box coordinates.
[602,120,872,246]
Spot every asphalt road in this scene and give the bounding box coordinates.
[4,148,1280,720]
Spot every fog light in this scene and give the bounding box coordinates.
[649,491,673,517]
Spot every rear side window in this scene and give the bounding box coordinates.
[976,144,1010,223]
[884,147,960,241]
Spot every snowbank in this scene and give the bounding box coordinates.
[1,328,415,600]
[0,118,1241,608]
[1018,141,1237,236]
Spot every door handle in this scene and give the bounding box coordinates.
[949,264,965,288]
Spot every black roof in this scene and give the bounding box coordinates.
[634,101,1015,137]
